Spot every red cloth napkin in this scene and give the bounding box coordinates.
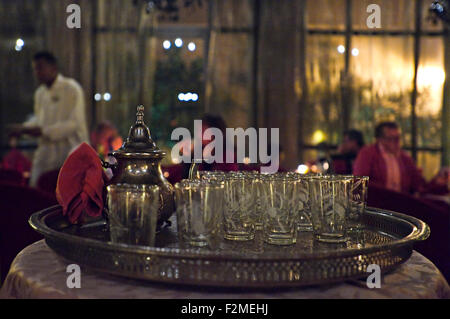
[56,143,107,224]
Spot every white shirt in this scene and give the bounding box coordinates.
[25,74,89,186]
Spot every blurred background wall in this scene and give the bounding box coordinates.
[0,0,449,177]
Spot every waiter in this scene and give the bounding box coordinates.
[13,51,89,186]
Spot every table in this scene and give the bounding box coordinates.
[1,240,449,299]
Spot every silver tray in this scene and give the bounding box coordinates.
[29,206,430,288]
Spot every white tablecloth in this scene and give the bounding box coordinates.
[1,240,449,299]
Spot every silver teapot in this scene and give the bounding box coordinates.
[102,105,175,227]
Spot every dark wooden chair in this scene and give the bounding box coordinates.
[0,182,58,285]
[0,169,25,186]
[36,169,60,200]
[367,184,450,283]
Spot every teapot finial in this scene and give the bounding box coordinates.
[111,104,160,153]
[136,105,145,124]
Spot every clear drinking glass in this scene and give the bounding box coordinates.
[236,171,264,230]
[251,175,264,230]
[223,175,255,241]
[107,184,160,246]
[260,175,298,245]
[174,180,224,247]
[347,176,369,230]
[296,177,313,231]
[308,176,352,243]
[287,173,314,232]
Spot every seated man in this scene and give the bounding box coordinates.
[331,129,364,174]
[353,122,425,194]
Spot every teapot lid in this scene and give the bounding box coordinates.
[110,105,165,159]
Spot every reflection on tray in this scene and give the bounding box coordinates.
[50,213,399,257]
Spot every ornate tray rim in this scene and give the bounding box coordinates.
[29,205,429,260]
[29,205,430,287]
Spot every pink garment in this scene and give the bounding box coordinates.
[378,144,402,192]
[353,143,425,194]
[2,148,31,174]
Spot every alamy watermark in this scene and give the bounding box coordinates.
[171,120,280,174]
[65,3,381,30]
[366,264,382,288]
[61,1,384,291]
[367,4,382,29]
[66,264,81,288]
[66,4,81,29]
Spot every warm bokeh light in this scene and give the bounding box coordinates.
[16,38,24,47]
[417,66,446,115]
[163,40,171,50]
[188,42,196,52]
[297,164,309,174]
[312,130,326,144]
[94,93,102,101]
[175,38,183,48]
[417,66,446,88]
[178,92,199,102]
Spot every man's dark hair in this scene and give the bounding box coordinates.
[202,113,227,133]
[375,121,399,138]
[344,129,365,148]
[33,51,58,66]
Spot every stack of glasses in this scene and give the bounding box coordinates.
[105,172,368,248]
[174,172,369,247]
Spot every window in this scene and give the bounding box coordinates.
[303,0,447,179]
